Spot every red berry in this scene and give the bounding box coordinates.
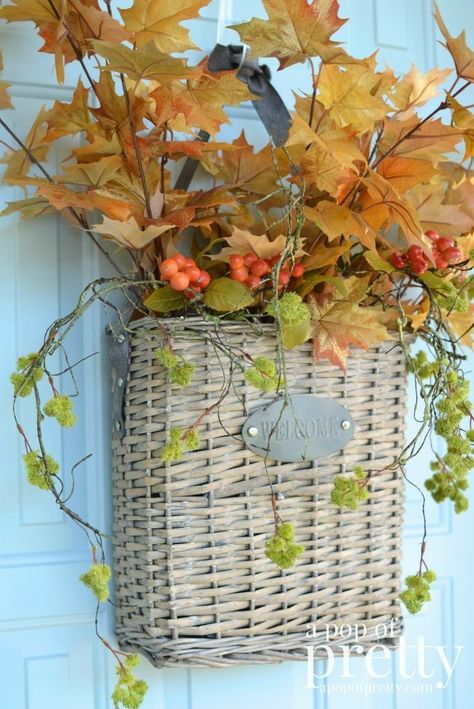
[269,255,281,267]
[443,246,462,264]
[195,270,211,288]
[243,252,258,267]
[391,253,408,269]
[434,254,449,270]
[292,263,305,278]
[229,254,245,270]
[173,253,187,268]
[246,275,261,290]
[425,229,440,242]
[278,269,290,285]
[411,258,428,275]
[170,272,190,291]
[184,288,197,300]
[437,237,455,252]
[251,259,269,277]
[183,257,196,268]
[407,245,424,260]
[185,266,201,282]
[160,258,179,280]
[230,266,249,283]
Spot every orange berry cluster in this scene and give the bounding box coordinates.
[391,230,463,275]
[159,253,211,299]
[228,253,305,290]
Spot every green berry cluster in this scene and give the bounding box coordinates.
[265,522,304,569]
[330,466,368,510]
[425,371,473,513]
[244,356,281,393]
[112,654,148,709]
[434,280,469,313]
[160,426,200,462]
[80,563,111,603]
[23,450,59,490]
[43,394,77,428]
[400,570,436,614]
[10,352,43,397]
[406,350,446,380]
[154,346,194,387]
[266,292,308,325]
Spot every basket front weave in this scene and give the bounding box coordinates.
[112,319,407,667]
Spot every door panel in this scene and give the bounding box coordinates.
[0,2,472,708]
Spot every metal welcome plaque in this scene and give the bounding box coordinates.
[242,395,355,463]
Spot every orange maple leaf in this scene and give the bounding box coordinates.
[232,0,347,69]
[310,277,390,370]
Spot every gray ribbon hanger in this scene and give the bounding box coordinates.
[174,43,292,191]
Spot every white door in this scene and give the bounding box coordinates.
[1,1,473,707]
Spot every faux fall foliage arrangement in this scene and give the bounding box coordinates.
[1,0,474,705]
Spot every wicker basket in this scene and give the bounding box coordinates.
[112,318,408,668]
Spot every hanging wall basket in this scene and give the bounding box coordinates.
[111,318,408,668]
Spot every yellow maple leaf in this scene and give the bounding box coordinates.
[379,116,462,165]
[0,50,13,110]
[208,226,305,263]
[59,155,123,189]
[310,276,390,370]
[232,0,347,69]
[377,155,437,194]
[391,65,451,116]
[434,4,474,83]
[1,108,49,181]
[361,170,430,249]
[44,80,90,141]
[0,0,57,24]
[447,94,474,159]
[92,216,172,249]
[318,62,387,135]
[91,40,198,85]
[150,67,254,135]
[444,305,474,348]
[305,202,378,251]
[409,184,474,238]
[120,0,207,52]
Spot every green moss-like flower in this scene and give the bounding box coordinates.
[400,570,436,614]
[425,372,473,513]
[245,357,281,393]
[43,394,77,428]
[185,429,200,451]
[160,427,185,462]
[23,450,59,490]
[80,563,111,603]
[10,352,43,397]
[330,466,368,510]
[112,654,148,709]
[154,346,178,370]
[161,426,201,461]
[155,346,194,387]
[266,292,308,325]
[170,362,194,387]
[265,522,304,569]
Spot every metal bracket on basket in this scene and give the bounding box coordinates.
[106,301,135,434]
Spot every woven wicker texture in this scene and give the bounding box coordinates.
[112,318,408,667]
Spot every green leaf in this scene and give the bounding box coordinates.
[420,272,446,290]
[143,287,186,313]
[281,315,311,349]
[296,273,348,298]
[203,277,254,312]
[364,251,394,273]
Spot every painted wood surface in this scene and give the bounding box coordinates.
[0,1,473,707]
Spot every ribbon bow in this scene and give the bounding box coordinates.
[174,44,291,190]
